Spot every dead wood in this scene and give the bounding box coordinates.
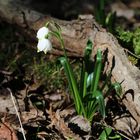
[0,0,140,137]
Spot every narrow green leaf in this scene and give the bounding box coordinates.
[87,49,102,118]
[87,102,98,121]
[79,61,85,98]
[95,90,105,118]
[105,12,116,33]
[87,72,93,88]
[83,72,88,98]
[84,40,93,59]
[59,57,86,116]
[85,91,105,120]
[83,93,96,102]
[84,40,93,73]
[91,49,102,94]
[100,0,105,10]
[59,57,78,109]
[79,61,88,99]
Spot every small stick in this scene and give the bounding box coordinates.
[7,88,27,140]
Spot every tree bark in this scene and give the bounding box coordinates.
[0,0,140,137]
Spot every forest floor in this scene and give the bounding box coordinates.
[0,0,140,140]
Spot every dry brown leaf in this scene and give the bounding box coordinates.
[0,113,20,131]
[60,107,75,118]
[37,131,62,140]
[47,107,82,140]
[0,122,18,140]
[21,108,45,124]
[44,93,62,101]
[37,131,48,140]
[69,115,91,133]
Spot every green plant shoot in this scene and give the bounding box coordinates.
[36,21,122,122]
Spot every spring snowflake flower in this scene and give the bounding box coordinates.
[37,38,52,54]
[37,27,49,39]
[36,26,52,54]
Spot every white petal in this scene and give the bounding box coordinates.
[37,39,52,54]
[37,27,49,39]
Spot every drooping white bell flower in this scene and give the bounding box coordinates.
[37,27,49,40]
[37,38,52,54]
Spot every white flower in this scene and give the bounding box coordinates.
[37,27,49,39]
[37,38,52,54]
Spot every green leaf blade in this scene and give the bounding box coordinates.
[95,90,106,118]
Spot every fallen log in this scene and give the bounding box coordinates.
[0,0,140,137]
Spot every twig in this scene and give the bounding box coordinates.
[124,48,140,59]
[7,88,27,140]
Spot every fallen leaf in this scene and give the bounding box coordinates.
[47,107,82,140]
[0,122,18,140]
[69,115,91,132]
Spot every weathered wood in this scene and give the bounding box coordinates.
[0,0,140,137]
